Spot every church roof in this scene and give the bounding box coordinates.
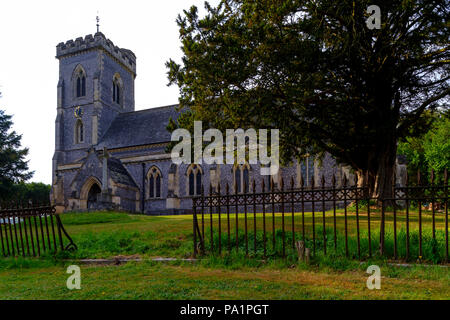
[107,157,138,188]
[98,104,181,149]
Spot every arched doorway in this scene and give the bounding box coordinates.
[87,183,101,209]
[79,177,102,210]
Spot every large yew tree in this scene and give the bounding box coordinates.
[167,0,449,198]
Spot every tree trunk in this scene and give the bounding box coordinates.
[372,146,397,203]
[355,140,397,255]
[355,140,397,205]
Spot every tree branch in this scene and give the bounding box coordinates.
[397,87,450,136]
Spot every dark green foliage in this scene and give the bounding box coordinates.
[0,102,33,200]
[167,0,449,198]
[4,182,51,204]
[398,113,450,185]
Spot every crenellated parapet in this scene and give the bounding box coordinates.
[56,32,136,75]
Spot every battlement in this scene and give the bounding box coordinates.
[56,32,136,75]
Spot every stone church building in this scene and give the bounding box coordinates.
[50,32,405,214]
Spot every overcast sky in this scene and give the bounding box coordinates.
[0,0,218,184]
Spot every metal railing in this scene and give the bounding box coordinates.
[193,169,448,263]
[0,203,77,257]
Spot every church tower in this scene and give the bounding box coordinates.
[52,32,136,203]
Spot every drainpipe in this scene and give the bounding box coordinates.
[141,162,145,213]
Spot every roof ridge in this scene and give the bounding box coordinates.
[120,104,179,115]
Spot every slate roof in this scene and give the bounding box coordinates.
[108,157,138,188]
[99,105,181,149]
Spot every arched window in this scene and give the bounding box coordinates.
[73,66,86,98]
[156,175,161,198]
[243,166,249,193]
[196,169,202,195]
[300,156,315,187]
[147,166,162,198]
[189,171,195,196]
[235,167,241,193]
[266,175,272,192]
[187,164,202,196]
[233,164,251,193]
[112,74,123,106]
[75,120,84,144]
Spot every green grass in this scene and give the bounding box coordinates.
[1,209,446,261]
[0,211,448,300]
[61,212,133,225]
[0,258,448,299]
[57,212,194,259]
[205,226,447,263]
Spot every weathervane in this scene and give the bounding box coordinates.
[96,13,100,33]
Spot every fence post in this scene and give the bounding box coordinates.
[343,175,348,257]
[0,205,6,257]
[354,175,360,259]
[431,169,436,240]
[281,177,285,258]
[50,208,57,252]
[17,202,25,257]
[56,211,64,252]
[43,204,52,251]
[444,169,448,263]
[380,200,385,256]
[392,170,397,260]
[418,169,423,259]
[366,171,372,258]
[33,204,41,256]
[252,180,257,254]
[37,201,46,252]
[291,177,295,250]
[405,171,410,261]
[301,172,305,242]
[321,175,327,256]
[23,202,30,256]
[193,197,198,257]
[209,183,214,253]
[226,183,231,252]
[235,181,239,251]
[332,174,337,252]
[271,177,276,250]
[244,180,248,256]
[218,183,222,255]
[262,178,267,258]
[4,203,11,256]
[8,203,16,256]
[311,176,316,255]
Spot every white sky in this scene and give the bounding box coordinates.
[0,0,218,185]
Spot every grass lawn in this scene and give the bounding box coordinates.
[0,211,448,300]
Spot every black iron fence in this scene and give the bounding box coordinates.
[193,169,449,263]
[0,203,77,257]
